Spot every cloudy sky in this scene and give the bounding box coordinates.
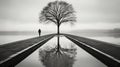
[0,0,120,32]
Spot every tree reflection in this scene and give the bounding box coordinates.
[39,44,77,67]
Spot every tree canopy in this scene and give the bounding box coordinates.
[39,1,76,26]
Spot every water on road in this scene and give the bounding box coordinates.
[16,36,107,67]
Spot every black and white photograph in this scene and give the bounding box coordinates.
[0,0,120,67]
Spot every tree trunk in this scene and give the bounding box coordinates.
[57,25,60,52]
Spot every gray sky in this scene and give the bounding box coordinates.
[0,0,120,31]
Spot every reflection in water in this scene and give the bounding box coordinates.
[16,36,107,67]
[39,44,77,67]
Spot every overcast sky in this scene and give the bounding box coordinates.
[0,0,120,31]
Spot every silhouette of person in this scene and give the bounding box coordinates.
[38,29,41,37]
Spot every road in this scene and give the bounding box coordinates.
[63,34,120,67]
[0,33,120,67]
[0,34,55,67]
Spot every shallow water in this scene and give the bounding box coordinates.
[0,35,36,45]
[0,34,119,67]
[87,36,120,45]
[16,36,107,67]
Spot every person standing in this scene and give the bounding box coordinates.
[38,29,41,37]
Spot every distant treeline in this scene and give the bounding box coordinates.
[0,31,36,35]
[0,31,54,35]
[68,29,120,37]
[0,29,120,37]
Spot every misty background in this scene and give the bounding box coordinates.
[0,0,120,36]
[0,1,119,67]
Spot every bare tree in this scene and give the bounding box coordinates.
[39,1,76,51]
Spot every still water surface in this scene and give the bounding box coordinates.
[16,36,107,67]
[0,35,36,45]
[0,35,119,67]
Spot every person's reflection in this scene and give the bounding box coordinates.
[39,44,77,67]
